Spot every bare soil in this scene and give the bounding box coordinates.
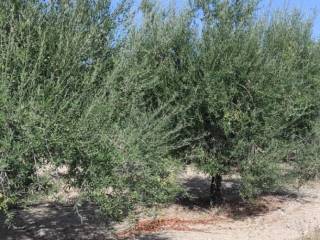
[1,166,320,240]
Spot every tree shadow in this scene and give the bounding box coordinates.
[138,234,170,240]
[176,176,300,220]
[0,202,115,240]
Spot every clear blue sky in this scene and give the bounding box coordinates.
[116,0,320,39]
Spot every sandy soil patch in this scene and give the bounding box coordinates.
[118,167,320,240]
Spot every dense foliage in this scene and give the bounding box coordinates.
[0,0,319,220]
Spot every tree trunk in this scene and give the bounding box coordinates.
[200,103,225,204]
[210,174,222,204]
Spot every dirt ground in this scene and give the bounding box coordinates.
[1,166,320,240]
[0,203,114,240]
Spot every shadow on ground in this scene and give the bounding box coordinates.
[176,175,299,219]
[0,202,114,240]
[138,234,170,240]
[0,176,302,240]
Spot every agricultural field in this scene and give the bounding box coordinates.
[1,0,320,239]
